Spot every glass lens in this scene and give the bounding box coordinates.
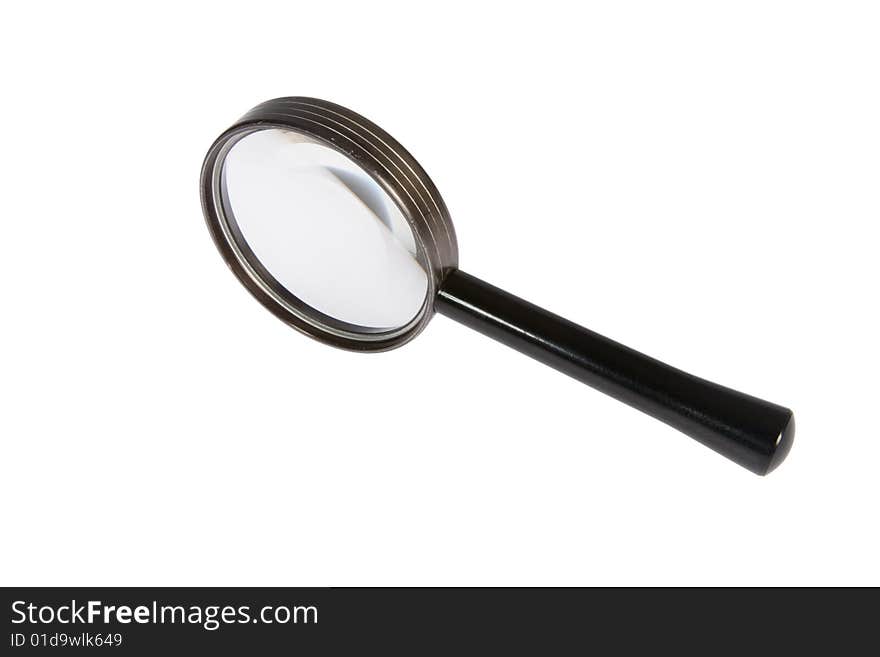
[220,128,428,331]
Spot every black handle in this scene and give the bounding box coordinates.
[436,270,794,475]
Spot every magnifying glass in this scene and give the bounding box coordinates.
[200,97,794,475]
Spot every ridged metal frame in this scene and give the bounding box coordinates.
[200,97,459,351]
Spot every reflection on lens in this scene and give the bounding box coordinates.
[221,128,428,331]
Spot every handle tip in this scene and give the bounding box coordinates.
[762,411,795,475]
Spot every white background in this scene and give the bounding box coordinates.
[1,2,878,586]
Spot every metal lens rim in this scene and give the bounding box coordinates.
[200,97,459,352]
